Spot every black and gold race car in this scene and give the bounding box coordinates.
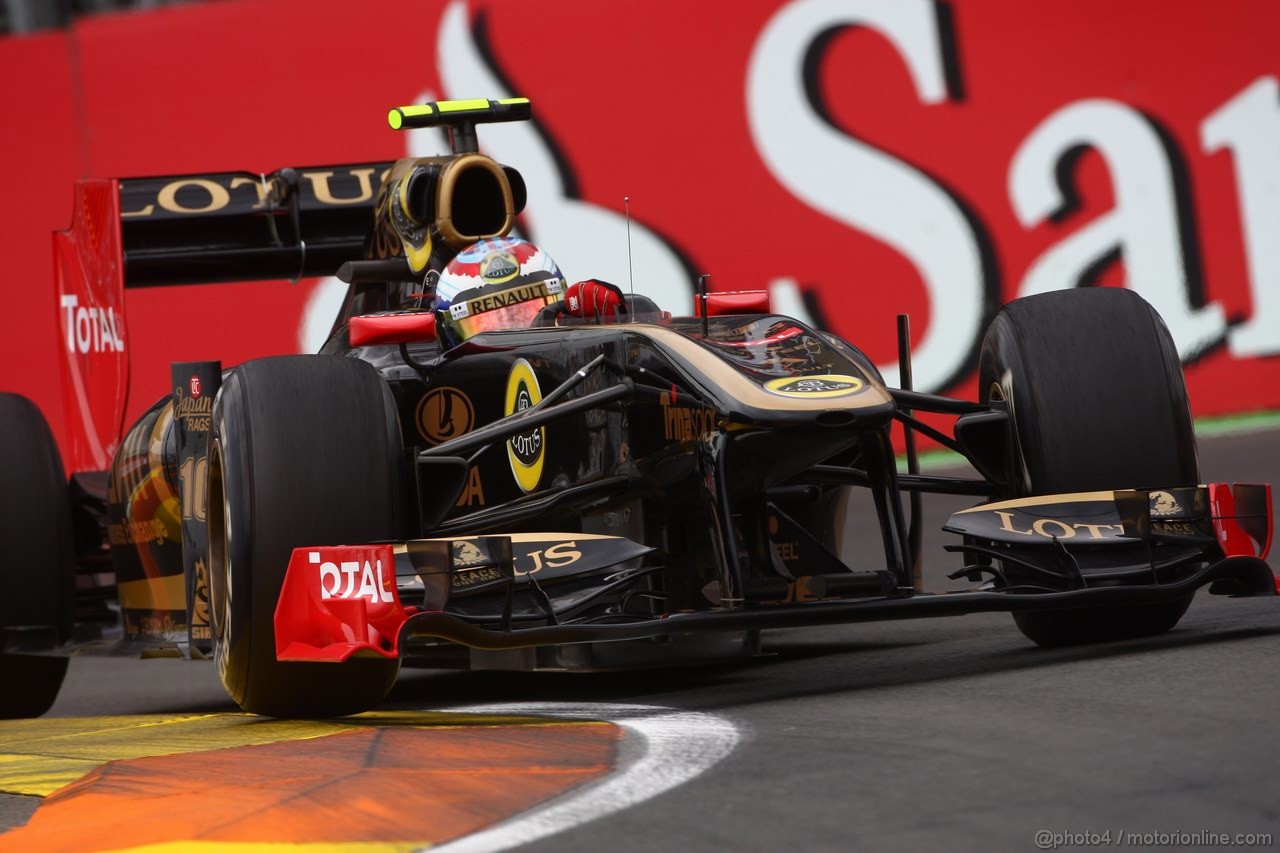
[1,99,1273,718]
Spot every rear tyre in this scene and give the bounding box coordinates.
[979,288,1197,647]
[209,356,402,717]
[0,393,74,717]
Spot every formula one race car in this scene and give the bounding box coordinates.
[1,99,1274,717]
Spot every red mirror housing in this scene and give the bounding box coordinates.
[350,312,437,347]
[694,290,771,317]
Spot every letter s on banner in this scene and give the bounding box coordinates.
[432,0,694,314]
[746,0,985,393]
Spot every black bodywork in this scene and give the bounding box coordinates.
[274,300,1269,669]
[36,99,1276,685]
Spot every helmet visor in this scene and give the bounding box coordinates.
[450,295,556,341]
[442,268,563,343]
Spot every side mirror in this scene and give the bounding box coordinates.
[350,312,437,347]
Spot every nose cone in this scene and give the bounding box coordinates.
[734,370,896,430]
[632,322,897,429]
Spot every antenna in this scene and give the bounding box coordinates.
[624,196,635,322]
[697,274,710,337]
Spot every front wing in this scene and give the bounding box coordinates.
[274,483,1275,664]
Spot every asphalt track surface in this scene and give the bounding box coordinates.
[2,425,1278,851]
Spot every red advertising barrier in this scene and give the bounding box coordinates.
[2,0,1277,457]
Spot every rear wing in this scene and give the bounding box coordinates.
[54,163,392,473]
[55,97,535,475]
[118,164,392,286]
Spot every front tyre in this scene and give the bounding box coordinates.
[979,288,1197,647]
[209,356,402,717]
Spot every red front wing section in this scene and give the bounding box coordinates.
[1209,483,1275,593]
[274,545,413,663]
[274,485,1276,663]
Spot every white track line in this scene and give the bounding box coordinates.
[423,703,741,853]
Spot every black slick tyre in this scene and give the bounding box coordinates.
[0,393,75,717]
[208,356,402,717]
[978,288,1197,647]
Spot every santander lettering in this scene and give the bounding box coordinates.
[747,0,1280,390]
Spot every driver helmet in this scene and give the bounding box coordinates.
[433,237,565,348]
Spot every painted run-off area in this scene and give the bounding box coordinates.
[0,711,618,852]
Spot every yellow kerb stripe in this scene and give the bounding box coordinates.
[0,711,602,796]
